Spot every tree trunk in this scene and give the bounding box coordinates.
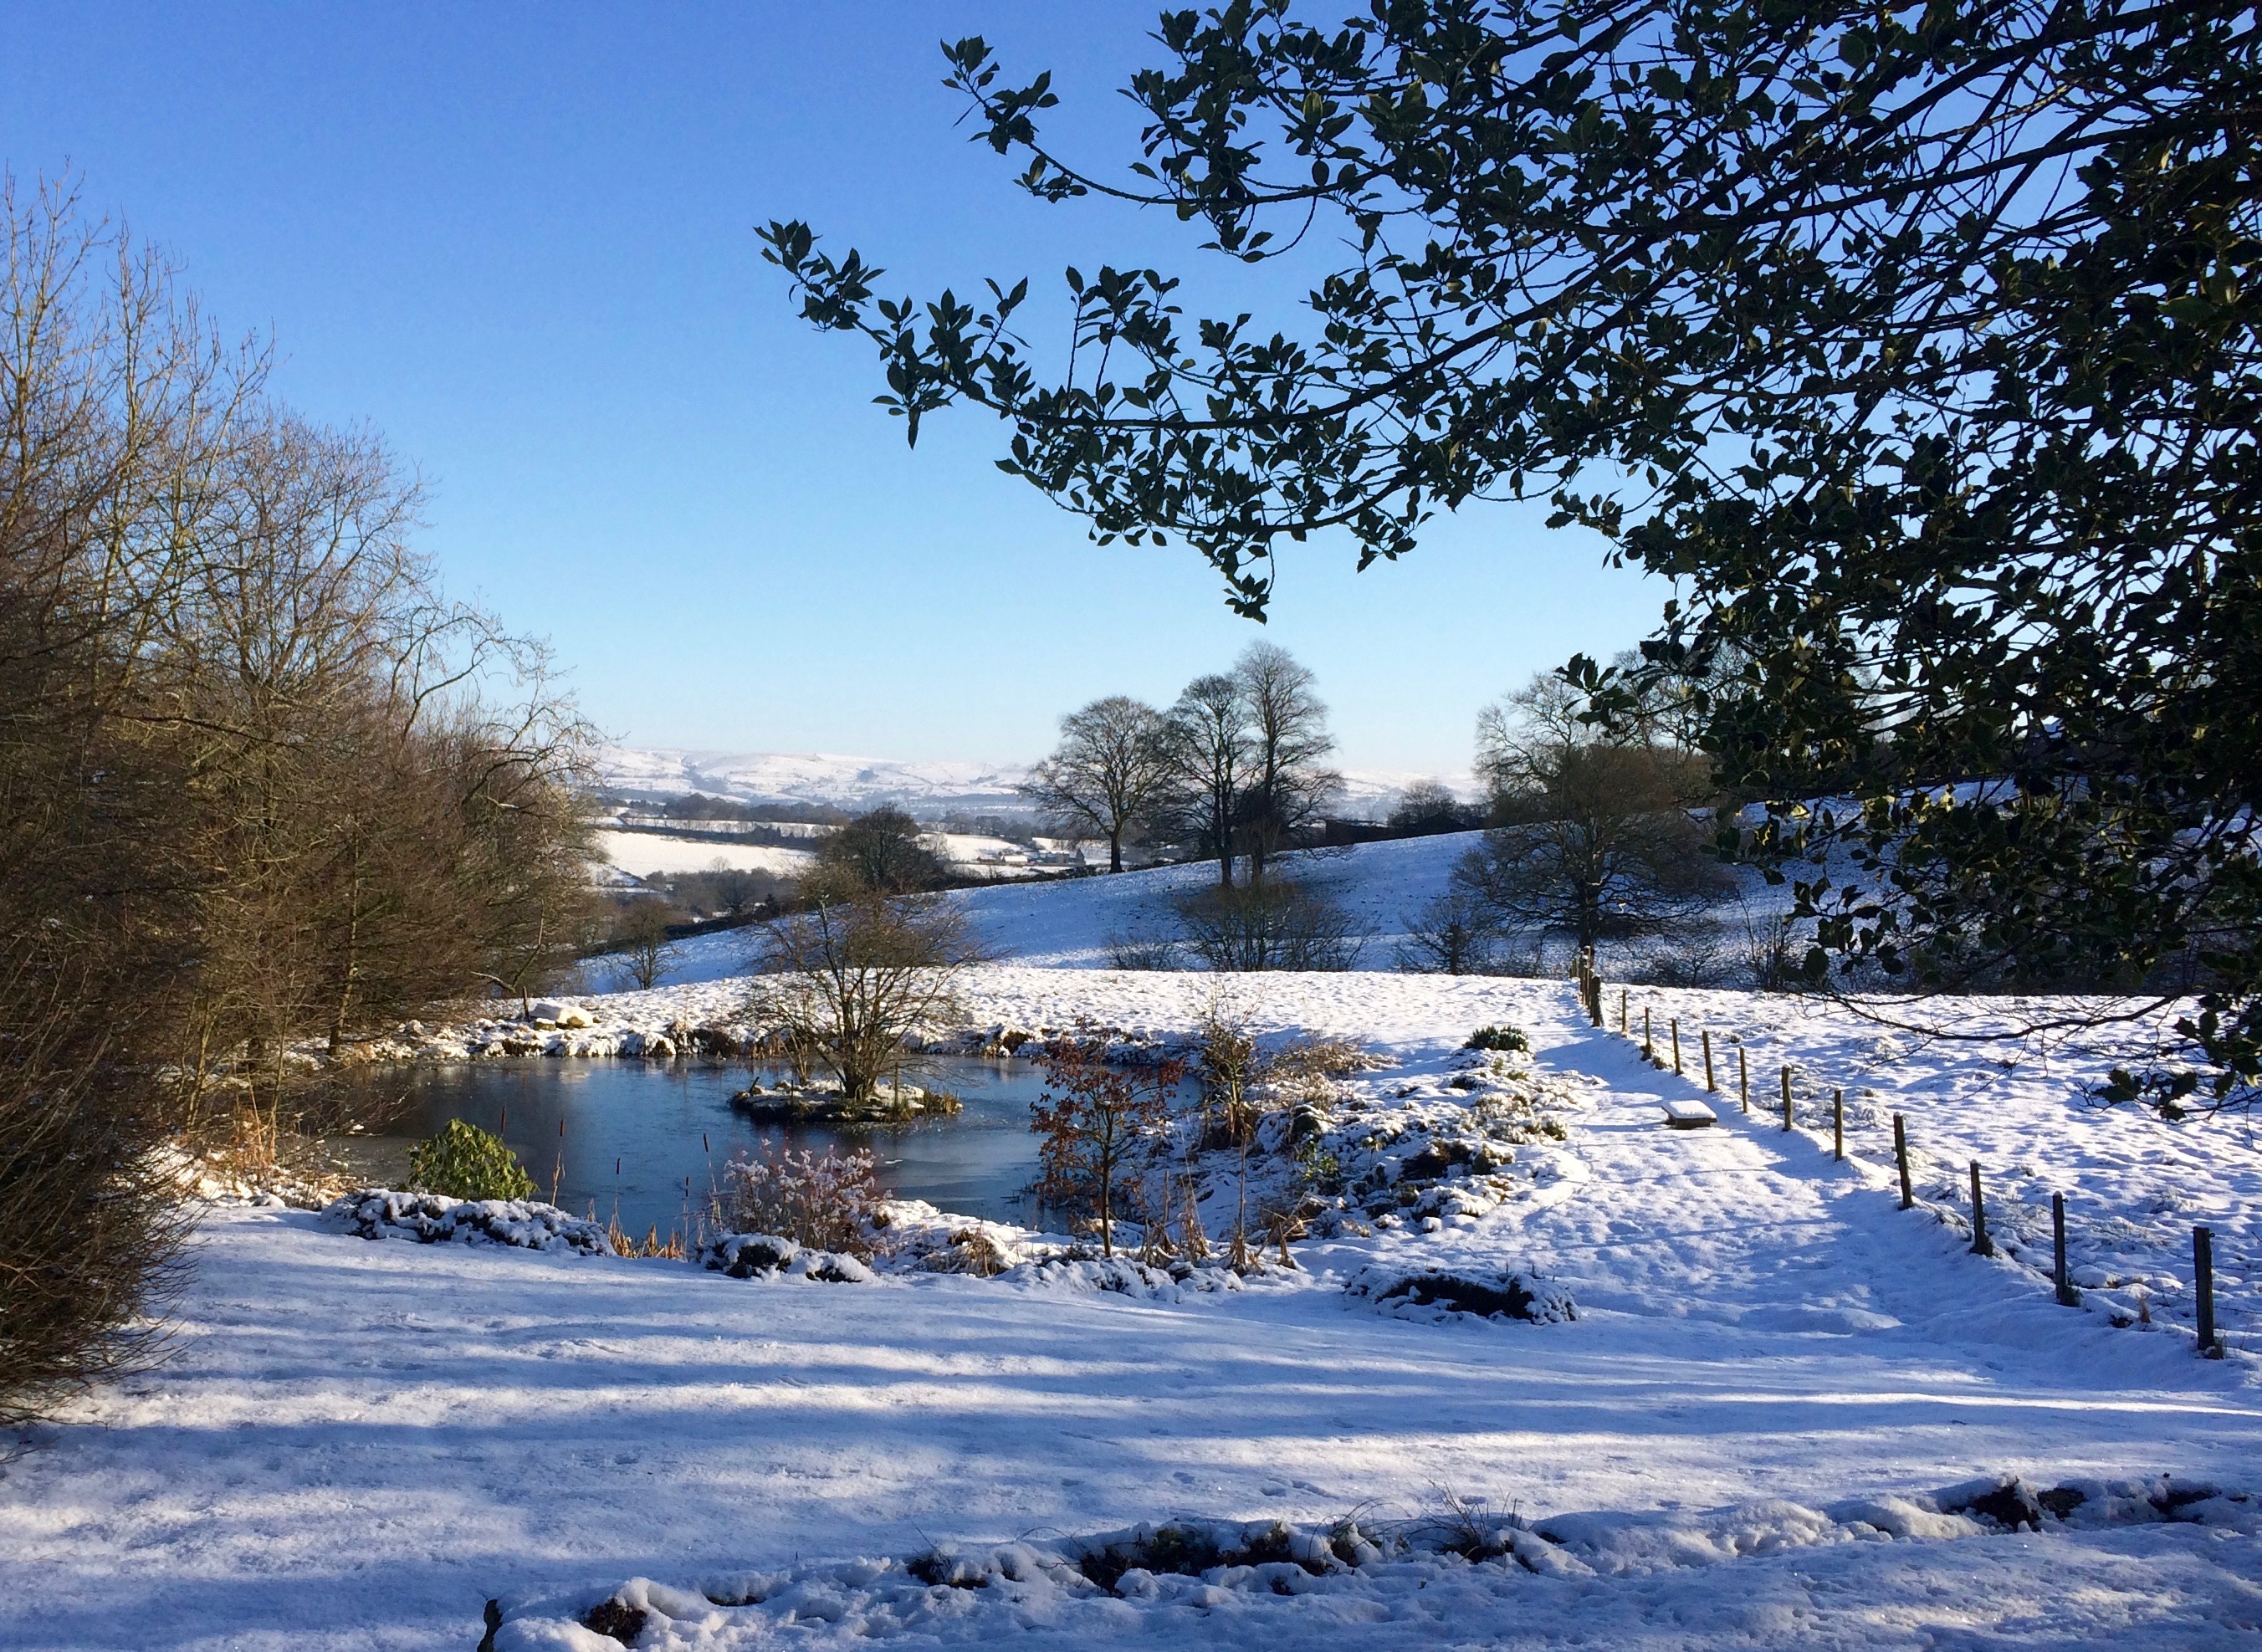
[1096,1121,1115,1257]
[1108,826,1123,874]
[328,872,363,1053]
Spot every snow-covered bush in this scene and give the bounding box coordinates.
[323,1189,612,1254]
[996,1254,1238,1302]
[720,1143,879,1257]
[697,1231,873,1282]
[406,1120,535,1201]
[1347,1264,1576,1323]
[921,1226,1016,1276]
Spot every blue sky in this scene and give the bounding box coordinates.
[3,2,1665,775]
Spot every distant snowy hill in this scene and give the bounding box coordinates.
[598,746,1034,814]
[597,744,1473,819]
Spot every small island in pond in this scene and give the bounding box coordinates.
[726,1078,963,1123]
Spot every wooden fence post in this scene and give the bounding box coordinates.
[1702,1029,1716,1092]
[1588,976,1603,1026]
[1968,1162,1994,1256]
[1893,1114,1912,1209]
[1620,989,1628,1034]
[1738,1046,1748,1113]
[2053,1193,2079,1307]
[1780,1066,1794,1132]
[1832,1088,1844,1161]
[1644,1007,1654,1060]
[2195,1227,2221,1356]
[1671,1019,1682,1076]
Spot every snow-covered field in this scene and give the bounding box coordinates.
[592,829,820,880]
[7,874,2260,1648]
[591,826,1081,885]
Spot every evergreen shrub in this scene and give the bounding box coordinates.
[1463,1025,1529,1053]
[407,1120,537,1201]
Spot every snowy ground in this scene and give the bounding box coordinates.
[8,969,2259,1649]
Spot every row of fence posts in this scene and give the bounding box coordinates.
[1571,956,2228,1359]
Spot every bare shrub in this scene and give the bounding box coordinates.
[1031,1031,1186,1258]
[1739,904,1803,991]
[1394,888,1504,975]
[1173,879,1366,971]
[1267,1037,1373,1088]
[721,1143,881,1256]
[1105,928,1180,970]
[612,900,681,992]
[0,964,193,1429]
[1190,996,1272,1269]
[1619,927,1737,987]
[926,1227,1012,1276]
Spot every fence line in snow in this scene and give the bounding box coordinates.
[1571,968,2229,1361]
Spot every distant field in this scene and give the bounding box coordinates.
[591,828,818,878]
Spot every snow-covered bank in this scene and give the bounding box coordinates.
[7,969,2259,1649]
[362,967,2260,1350]
[494,1479,2262,1649]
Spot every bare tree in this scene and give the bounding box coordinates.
[1018,694,1177,872]
[1161,673,1251,887]
[614,900,680,993]
[465,735,602,1019]
[1458,673,1730,954]
[816,805,949,892]
[751,871,989,1102]
[0,178,599,1424]
[1231,642,1341,883]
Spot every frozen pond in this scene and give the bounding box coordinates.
[333,1054,1057,1240]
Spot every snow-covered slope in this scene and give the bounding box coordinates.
[642,832,1483,980]
[952,832,1491,966]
